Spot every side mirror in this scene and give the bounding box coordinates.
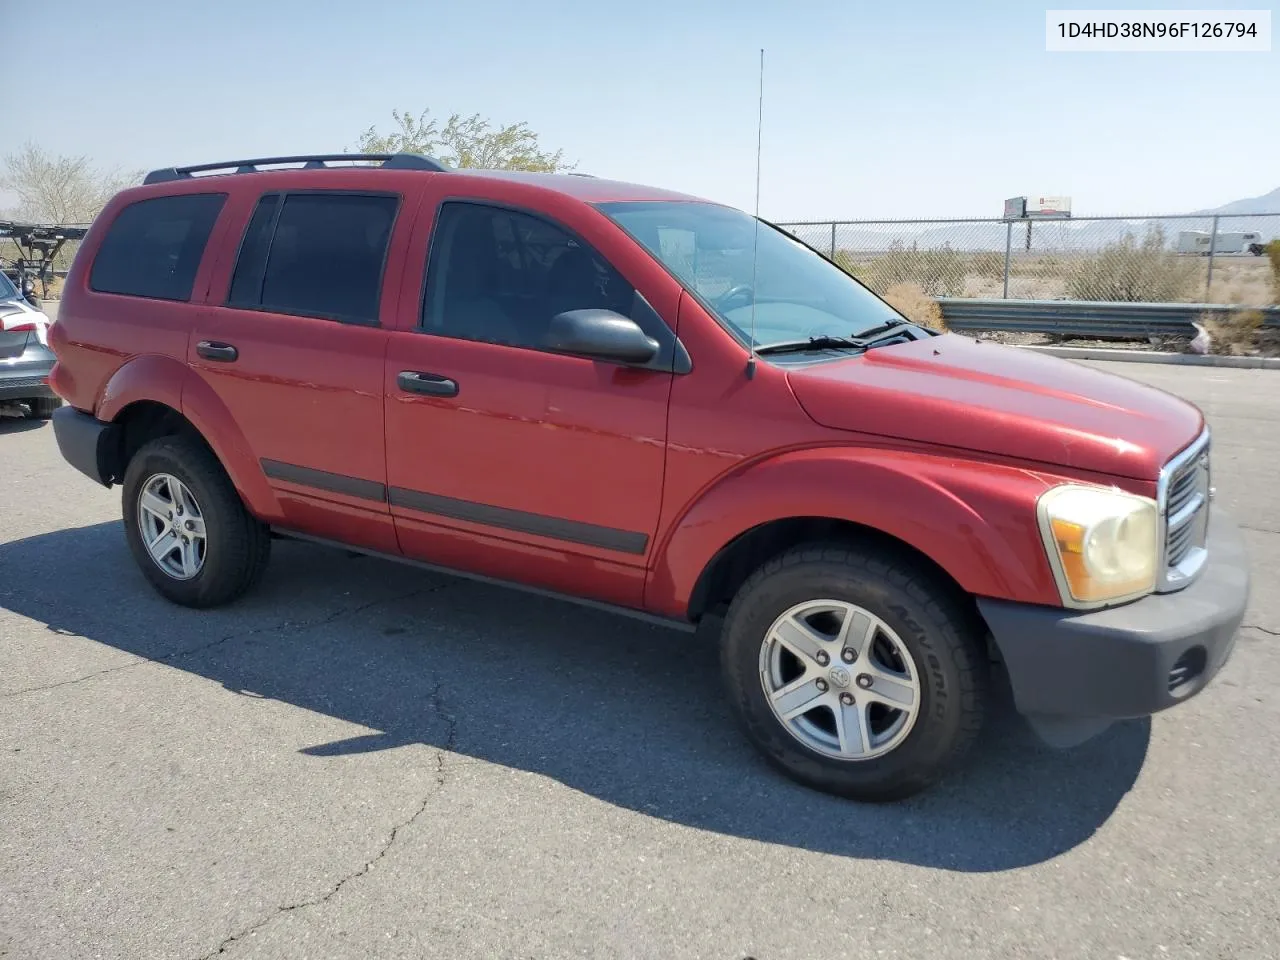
[546,309,660,365]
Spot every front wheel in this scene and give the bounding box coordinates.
[720,542,988,802]
[121,436,271,608]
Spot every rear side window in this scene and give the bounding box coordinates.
[227,192,398,324]
[90,194,226,301]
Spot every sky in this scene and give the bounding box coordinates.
[1,0,1276,221]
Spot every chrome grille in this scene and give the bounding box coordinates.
[1166,464,1201,518]
[1167,518,1198,565]
[1158,429,1211,591]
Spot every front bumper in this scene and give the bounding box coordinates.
[978,507,1250,738]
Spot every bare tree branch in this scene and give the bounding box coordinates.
[1,142,142,225]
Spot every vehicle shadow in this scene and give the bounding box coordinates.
[0,415,48,434]
[0,521,1151,873]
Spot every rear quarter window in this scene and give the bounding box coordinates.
[89,193,227,301]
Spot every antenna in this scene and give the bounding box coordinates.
[746,47,764,381]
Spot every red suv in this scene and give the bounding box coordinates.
[48,153,1251,801]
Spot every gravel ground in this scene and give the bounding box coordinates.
[974,328,1280,357]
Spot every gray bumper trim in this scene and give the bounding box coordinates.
[51,406,120,487]
[978,507,1250,723]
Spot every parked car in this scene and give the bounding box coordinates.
[47,154,1251,801]
[0,268,60,419]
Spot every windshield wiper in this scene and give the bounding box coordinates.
[848,319,914,344]
[755,335,865,356]
[755,322,918,356]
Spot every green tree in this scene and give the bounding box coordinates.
[1,142,141,224]
[354,109,573,173]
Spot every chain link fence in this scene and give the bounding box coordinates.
[7,212,1279,306]
[777,213,1280,305]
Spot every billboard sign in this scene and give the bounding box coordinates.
[1003,196,1027,220]
[1026,195,1072,219]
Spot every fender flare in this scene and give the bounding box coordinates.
[645,446,1062,618]
[97,355,282,522]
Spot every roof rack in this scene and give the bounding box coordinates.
[143,153,450,185]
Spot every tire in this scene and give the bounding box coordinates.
[720,542,988,802]
[28,396,61,419]
[121,435,271,608]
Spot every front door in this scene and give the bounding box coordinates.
[383,198,679,607]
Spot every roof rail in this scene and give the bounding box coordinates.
[142,153,450,185]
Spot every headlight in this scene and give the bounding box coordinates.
[1037,484,1159,608]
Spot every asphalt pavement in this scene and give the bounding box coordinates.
[1,360,1277,960]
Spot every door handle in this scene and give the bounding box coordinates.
[398,370,459,397]
[196,340,239,362]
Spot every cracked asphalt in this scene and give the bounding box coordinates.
[1,360,1278,960]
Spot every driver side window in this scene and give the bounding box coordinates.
[421,201,634,351]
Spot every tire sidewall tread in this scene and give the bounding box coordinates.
[29,396,62,419]
[721,541,987,802]
[121,436,269,608]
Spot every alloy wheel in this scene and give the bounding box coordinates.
[758,599,922,760]
[137,473,207,580]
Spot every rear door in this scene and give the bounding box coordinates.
[191,187,414,551]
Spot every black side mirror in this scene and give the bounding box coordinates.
[546,309,660,365]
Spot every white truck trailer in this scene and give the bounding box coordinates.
[1177,230,1264,255]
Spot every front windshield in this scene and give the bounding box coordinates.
[0,270,19,301]
[597,201,904,348]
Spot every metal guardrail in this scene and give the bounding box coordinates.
[937,298,1280,338]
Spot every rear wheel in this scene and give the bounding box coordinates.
[28,396,61,419]
[720,542,988,802]
[122,436,271,607]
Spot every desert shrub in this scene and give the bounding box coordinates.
[968,251,1005,280]
[1266,239,1280,302]
[882,282,946,331]
[856,241,968,297]
[1065,225,1199,302]
[832,249,863,275]
[1202,308,1264,355]
[1205,265,1274,306]
[1027,253,1063,277]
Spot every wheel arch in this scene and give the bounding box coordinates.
[96,356,281,521]
[647,445,1063,621]
[109,399,209,476]
[686,515,976,624]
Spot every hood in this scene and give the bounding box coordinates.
[786,334,1203,480]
